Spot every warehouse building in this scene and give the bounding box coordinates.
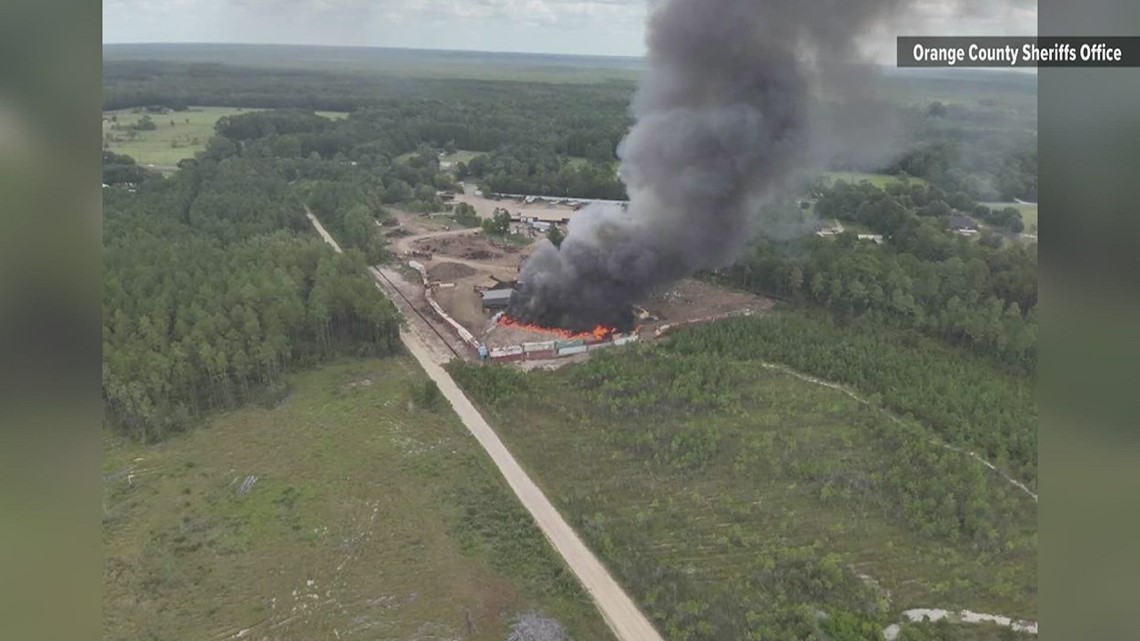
[481,289,513,311]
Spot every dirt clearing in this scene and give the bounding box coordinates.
[428,262,477,281]
[453,184,582,222]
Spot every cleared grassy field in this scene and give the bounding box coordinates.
[102,357,612,641]
[443,149,481,164]
[451,320,1036,639]
[102,106,346,170]
[823,171,928,189]
[983,202,1038,234]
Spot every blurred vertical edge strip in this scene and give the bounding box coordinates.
[1039,0,1140,640]
[0,0,102,639]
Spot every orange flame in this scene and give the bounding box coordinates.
[499,315,617,342]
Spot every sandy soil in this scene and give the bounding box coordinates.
[427,262,477,281]
[453,183,581,222]
[883,609,1037,640]
[384,208,774,361]
[412,234,534,274]
[482,322,564,349]
[641,279,774,327]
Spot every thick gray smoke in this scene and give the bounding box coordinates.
[508,0,908,331]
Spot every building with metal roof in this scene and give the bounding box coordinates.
[481,289,514,310]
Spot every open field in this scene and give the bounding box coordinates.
[102,106,345,170]
[983,202,1038,234]
[450,314,1037,639]
[442,149,482,165]
[103,357,612,641]
[453,184,588,222]
[823,171,928,189]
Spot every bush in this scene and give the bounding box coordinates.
[409,380,443,411]
[666,424,721,469]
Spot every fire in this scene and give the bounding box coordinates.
[499,315,617,342]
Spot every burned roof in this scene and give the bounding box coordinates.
[482,289,514,306]
[948,214,979,230]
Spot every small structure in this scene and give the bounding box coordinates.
[948,214,979,232]
[814,219,841,237]
[481,289,513,311]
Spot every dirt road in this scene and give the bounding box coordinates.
[307,210,665,641]
[400,336,665,641]
[390,225,481,257]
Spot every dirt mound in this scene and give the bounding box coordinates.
[429,262,476,281]
[464,249,499,261]
[385,228,413,238]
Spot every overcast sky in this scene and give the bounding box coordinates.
[103,0,1037,61]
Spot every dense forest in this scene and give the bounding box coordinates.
[104,59,1036,204]
[102,108,477,440]
[708,179,1037,374]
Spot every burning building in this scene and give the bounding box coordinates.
[508,0,911,332]
[481,289,513,311]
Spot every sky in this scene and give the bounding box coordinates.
[103,0,1037,61]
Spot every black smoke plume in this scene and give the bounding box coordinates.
[508,0,909,331]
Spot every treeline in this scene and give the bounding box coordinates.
[104,60,1036,205]
[665,314,1037,487]
[815,179,1027,235]
[201,109,466,251]
[103,60,631,156]
[712,179,1037,373]
[102,150,155,185]
[883,100,1037,202]
[464,144,626,200]
[103,152,402,441]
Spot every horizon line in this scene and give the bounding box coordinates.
[102,41,647,60]
[103,41,1036,76]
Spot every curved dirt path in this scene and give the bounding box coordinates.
[390,225,482,257]
[883,608,1038,639]
[756,361,1038,502]
[309,210,664,641]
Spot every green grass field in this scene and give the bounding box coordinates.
[1022,207,1038,233]
[983,202,1038,234]
[443,150,481,164]
[102,106,346,171]
[823,171,929,189]
[451,320,1036,639]
[103,357,612,641]
[398,149,483,165]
